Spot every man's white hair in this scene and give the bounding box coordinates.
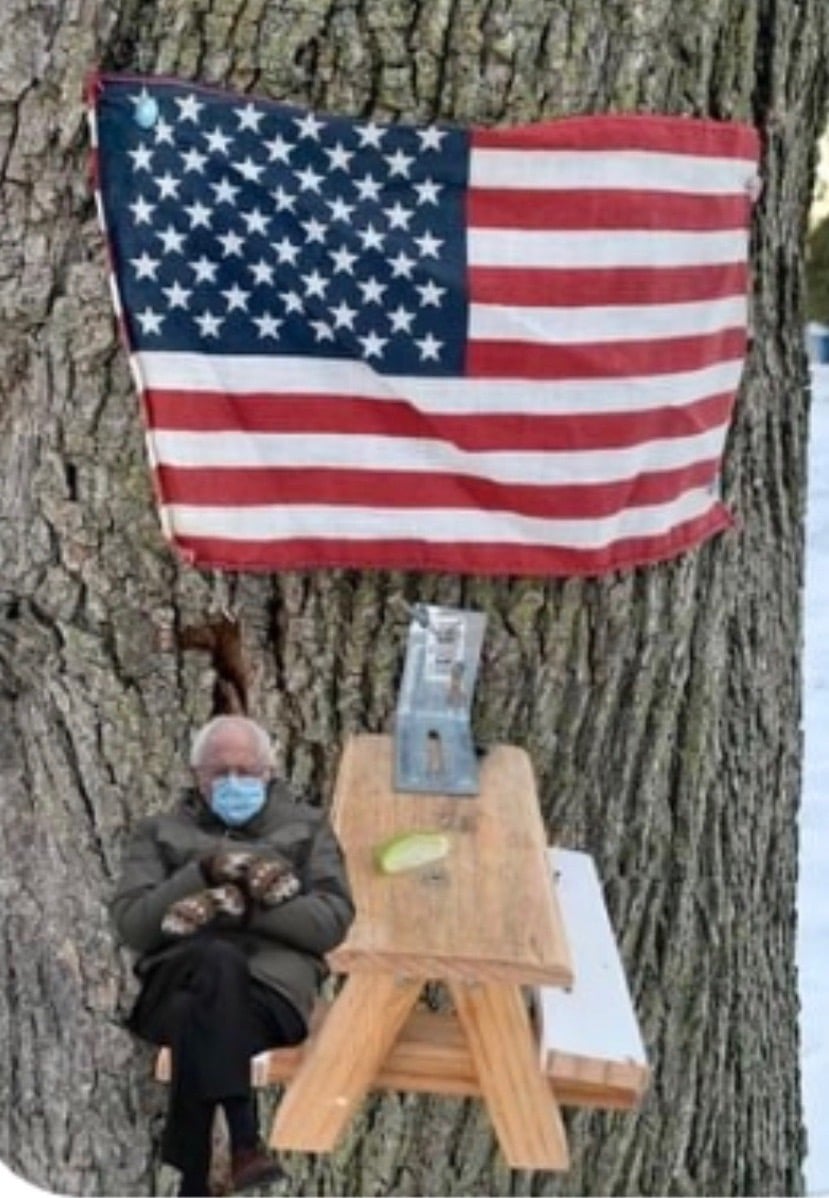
[190,715,275,771]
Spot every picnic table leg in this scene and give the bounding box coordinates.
[269,972,422,1153]
[449,979,570,1171]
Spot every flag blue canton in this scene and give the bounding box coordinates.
[96,80,469,376]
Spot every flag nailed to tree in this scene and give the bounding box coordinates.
[87,73,760,577]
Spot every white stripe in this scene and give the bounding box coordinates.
[108,272,123,319]
[470,296,746,345]
[469,148,755,195]
[87,108,98,148]
[151,426,727,486]
[135,352,744,416]
[468,228,748,269]
[164,486,719,550]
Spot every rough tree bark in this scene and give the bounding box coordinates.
[0,1,826,1195]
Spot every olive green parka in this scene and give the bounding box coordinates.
[110,780,355,1024]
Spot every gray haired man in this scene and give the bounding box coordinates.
[111,716,355,1196]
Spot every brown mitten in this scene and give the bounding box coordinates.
[161,884,246,937]
[200,849,259,886]
[246,857,301,907]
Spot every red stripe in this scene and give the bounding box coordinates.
[146,390,734,451]
[471,115,759,159]
[156,460,721,519]
[170,506,733,578]
[468,328,747,380]
[468,188,750,231]
[469,263,749,307]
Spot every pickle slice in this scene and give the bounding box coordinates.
[374,829,450,874]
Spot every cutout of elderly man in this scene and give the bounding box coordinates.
[110,716,355,1196]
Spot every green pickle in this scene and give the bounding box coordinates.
[374,830,450,874]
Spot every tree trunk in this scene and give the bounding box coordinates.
[0,1,825,1194]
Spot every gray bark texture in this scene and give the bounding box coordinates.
[0,0,827,1194]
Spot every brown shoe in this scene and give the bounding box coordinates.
[228,1143,285,1194]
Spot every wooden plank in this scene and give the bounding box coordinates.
[268,972,421,1153]
[328,734,572,986]
[535,848,649,1103]
[449,981,570,1172]
[156,1004,645,1108]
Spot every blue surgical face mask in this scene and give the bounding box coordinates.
[210,775,266,826]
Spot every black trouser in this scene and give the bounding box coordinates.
[128,936,306,1188]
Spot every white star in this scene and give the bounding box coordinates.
[180,146,208,173]
[153,117,175,146]
[218,229,245,257]
[328,196,355,222]
[354,173,383,202]
[272,186,296,212]
[249,259,275,285]
[358,276,386,305]
[328,244,358,274]
[385,147,414,178]
[294,111,325,140]
[389,250,416,278]
[184,199,212,229]
[162,280,192,309]
[205,127,233,154]
[236,156,264,182]
[310,319,335,342]
[358,329,388,359]
[301,216,327,244]
[135,307,164,335]
[414,230,443,258]
[189,255,218,283]
[413,176,442,205]
[253,311,283,339]
[416,279,445,307]
[155,171,181,199]
[295,164,324,193]
[128,143,153,171]
[325,142,354,171]
[264,133,293,163]
[211,177,239,205]
[388,304,415,333]
[329,300,358,329]
[356,121,385,149]
[131,251,160,280]
[175,94,204,123]
[195,310,223,337]
[129,195,156,225]
[283,291,304,314]
[221,283,251,311]
[417,126,447,151]
[241,207,269,235]
[385,201,413,230]
[235,103,265,132]
[156,224,186,254]
[415,332,443,361]
[357,223,384,251]
[301,269,328,299]
[273,236,301,265]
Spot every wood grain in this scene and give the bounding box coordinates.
[450,980,570,1170]
[267,972,421,1153]
[328,734,573,985]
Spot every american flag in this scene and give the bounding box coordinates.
[88,73,759,577]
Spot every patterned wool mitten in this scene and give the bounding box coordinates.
[246,857,301,907]
[161,884,246,937]
[200,849,259,886]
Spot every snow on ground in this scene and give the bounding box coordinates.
[800,360,829,1196]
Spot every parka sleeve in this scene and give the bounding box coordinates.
[109,818,206,955]
[246,817,355,956]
